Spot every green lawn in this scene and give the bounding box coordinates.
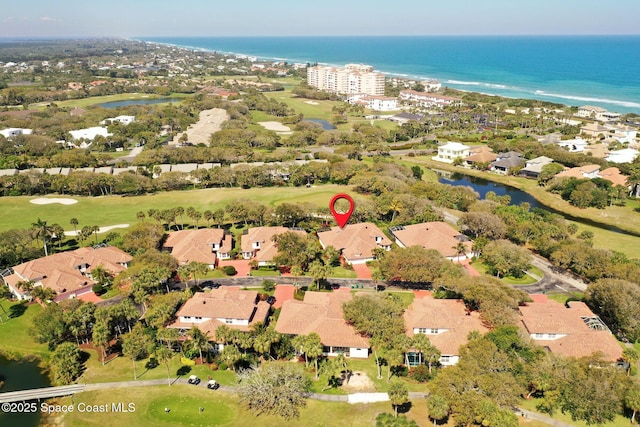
[53,384,431,427]
[250,269,281,277]
[470,262,542,285]
[519,398,630,427]
[0,299,49,359]
[0,184,352,233]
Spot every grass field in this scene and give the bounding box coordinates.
[52,385,432,427]
[0,184,352,233]
[0,299,49,359]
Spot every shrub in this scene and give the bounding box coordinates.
[262,279,276,292]
[209,362,219,371]
[218,363,228,371]
[92,284,105,295]
[180,357,195,366]
[408,365,431,383]
[222,265,237,276]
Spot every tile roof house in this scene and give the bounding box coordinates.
[519,156,555,179]
[390,222,473,260]
[464,146,498,168]
[403,294,488,366]
[490,151,524,175]
[275,291,370,358]
[3,246,131,301]
[241,226,307,265]
[163,228,232,267]
[598,167,628,187]
[556,164,601,180]
[168,288,271,350]
[518,295,622,361]
[317,222,392,265]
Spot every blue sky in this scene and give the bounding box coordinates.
[2,0,640,38]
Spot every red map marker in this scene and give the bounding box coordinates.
[329,193,355,228]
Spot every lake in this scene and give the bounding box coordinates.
[437,170,638,236]
[97,97,182,108]
[0,353,50,427]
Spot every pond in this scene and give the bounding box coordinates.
[437,170,638,236]
[304,118,337,130]
[97,97,182,108]
[438,171,543,209]
[0,353,50,427]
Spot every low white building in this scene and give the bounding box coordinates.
[606,148,639,164]
[69,126,112,142]
[0,128,33,139]
[346,94,398,111]
[432,142,470,163]
[101,115,136,125]
[558,137,589,152]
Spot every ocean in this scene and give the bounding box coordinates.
[139,36,640,114]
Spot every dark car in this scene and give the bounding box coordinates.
[188,375,201,385]
[266,296,276,305]
[201,280,220,290]
[331,284,340,290]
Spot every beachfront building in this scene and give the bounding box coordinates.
[1,246,132,302]
[577,105,621,122]
[317,222,392,265]
[276,291,370,358]
[307,64,385,96]
[345,94,398,111]
[399,90,463,109]
[432,142,470,164]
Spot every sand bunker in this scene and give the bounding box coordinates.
[30,198,78,205]
[258,121,291,132]
[305,101,319,105]
[172,107,229,146]
[65,224,130,236]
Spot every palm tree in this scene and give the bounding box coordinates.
[92,225,100,245]
[69,218,79,237]
[31,218,53,256]
[453,241,467,262]
[51,223,65,250]
[187,326,208,364]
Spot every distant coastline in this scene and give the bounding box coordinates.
[138,35,640,114]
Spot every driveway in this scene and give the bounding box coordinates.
[217,260,251,277]
[273,284,295,309]
[351,263,372,279]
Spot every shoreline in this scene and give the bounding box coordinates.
[136,36,640,114]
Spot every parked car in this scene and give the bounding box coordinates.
[201,280,220,290]
[188,375,201,385]
[266,296,276,305]
[207,379,220,390]
[331,284,340,290]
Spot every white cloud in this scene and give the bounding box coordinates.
[40,16,62,23]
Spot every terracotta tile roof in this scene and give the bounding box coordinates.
[599,167,628,187]
[391,222,472,258]
[317,223,391,263]
[11,246,131,297]
[556,164,601,179]
[465,146,497,163]
[275,291,370,349]
[241,227,307,262]
[163,228,225,265]
[519,296,622,361]
[176,288,264,320]
[403,296,488,355]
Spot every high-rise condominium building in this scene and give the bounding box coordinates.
[307,64,385,96]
